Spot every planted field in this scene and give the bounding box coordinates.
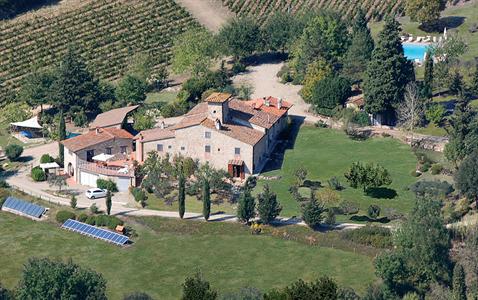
[0,212,376,299]
[0,0,200,103]
[222,0,405,24]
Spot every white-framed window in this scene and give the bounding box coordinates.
[106,147,112,155]
[120,146,127,154]
[235,147,240,155]
[205,131,211,139]
[157,144,163,152]
[205,145,211,153]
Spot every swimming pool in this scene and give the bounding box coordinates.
[403,43,430,61]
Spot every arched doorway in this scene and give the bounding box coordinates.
[67,163,74,177]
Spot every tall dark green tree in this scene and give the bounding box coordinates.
[202,179,211,221]
[264,277,337,299]
[262,11,296,52]
[58,110,66,165]
[342,9,375,83]
[455,150,478,206]
[178,171,186,219]
[50,47,100,113]
[257,184,282,224]
[218,17,260,60]
[363,17,414,121]
[450,71,464,96]
[237,186,255,223]
[423,51,434,99]
[471,65,478,96]
[18,68,55,112]
[105,190,112,215]
[452,263,466,300]
[16,257,107,300]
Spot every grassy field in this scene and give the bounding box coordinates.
[0,211,377,299]
[145,90,178,105]
[255,127,420,220]
[146,192,236,215]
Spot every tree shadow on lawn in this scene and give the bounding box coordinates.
[349,215,390,223]
[418,16,466,33]
[17,156,34,163]
[366,187,398,199]
[260,116,304,173]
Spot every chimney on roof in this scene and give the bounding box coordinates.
[215,119,222,130]
[264,97,270,107]
[277,98,283,109]
[95,127,100,135]
[160,121,165,129]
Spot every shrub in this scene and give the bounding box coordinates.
[0,180,9,188]
[342,225,392,248]
[70,195,77,209]
[85,216,96,225]
[232,62,246,74]
[411,170,421,177]
[73,111,88,127]
[327,176,343,191]
[431,163,443,175]
[95,215,123,229]
[314,120,328,128]
[40,154,54,164]
[302,199,325,228]
[419,162,431,173]
[96,179,118,192]
[56,210,76,224]
[31,167,46,182]
[350,111,370,127]
[90,203,99,214]
[410,180,454,198]
[5,144,23,161]
[367,205,381,219]
[77,213,88,222]
[339,201,359,215]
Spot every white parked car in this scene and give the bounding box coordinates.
[85,188,107,199]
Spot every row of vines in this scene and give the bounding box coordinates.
[222,0,405,25]
[0,0,200,104]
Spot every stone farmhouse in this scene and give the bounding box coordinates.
[135,93,292,179]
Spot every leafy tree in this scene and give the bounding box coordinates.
[50,47,100,113]
[425,104,445,126]
[48,175,67,192]
[431,35,468,66]
[16,257,107,300]
[218,17,260,60]
[363,17,414,117]
[375,198,451,295]
[31,167,46,182]
[264,277,337,300]
[126,52,155,82]
[309,75,351,113]
[302,192,325,228]
[262,11,297,52]
[70,195,77,209]
[18,68,55,112]
[106,190,112,215]
[172,28,218,76]
[237,187,256,223]
[455,150,478,206]
[5,144,23,161]
[202,179,211,221]
[423,51,434,99]
[116,74,147,105]
[293,166,308,187]
[133,111,155,131]
[342,10,375,83]
[449,71,464,96]
[367,205,381,219]
[344,162,392,192]
[40,154,54,164]
[257,184,282,224]
[300,59,333,102]
[290,11,349,79]
[405,0,447,26]
[452,263,466,300]
[142,152,173,198]
[58,110,66,165]
[0,102,31,124]
[181,272,217,300]
[178,171,186,219]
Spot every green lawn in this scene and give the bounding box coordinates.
[415,123,448,136]
[145,90,178,105]
[0,212,376,299]
[145,192,236,215]
[0,120,23,149]
[256,127,419,220]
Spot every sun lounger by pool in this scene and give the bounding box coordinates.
[416,37,422,42]
[433,36,437,43]
[423,36,431,43]
[407,36,414,42]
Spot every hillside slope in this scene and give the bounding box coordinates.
[222,0,405,24]
[0,0,200,103]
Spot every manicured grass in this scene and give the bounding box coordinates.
[415,123,448,136]
[256,127,419,220]
[145,90,178,105]
[0,212,376,299]
[0,120,23,149]
[146,192,236,215]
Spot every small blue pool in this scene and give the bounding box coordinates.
[403,43,430,61]
[66,132,80,139]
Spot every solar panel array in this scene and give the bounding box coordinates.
[2,196,46,218]
[62,219,129,246]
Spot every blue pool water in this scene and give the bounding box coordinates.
[66,132,80,139]
[403,43,429,61]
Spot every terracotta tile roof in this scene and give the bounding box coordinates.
[185,102,208,116]
[134,127,175,142]
[201,118,265,146]
[62,128,133,152]
[205,92,232,103]
[89,105,139,128]
[244,96,293,117]
[170,113,207,130]
[228,99,280,129]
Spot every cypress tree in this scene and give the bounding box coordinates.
[423,51,434,99]
[58,110,66,165]
[257,184,282,224]
[178,172,186,219]
[471,65,478,96]
[452,263,466,300]
[105,190,112,215]
[237,187,256,223]
[363,17,414,119]
[202,179,211,221]
[450,71,464,96]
